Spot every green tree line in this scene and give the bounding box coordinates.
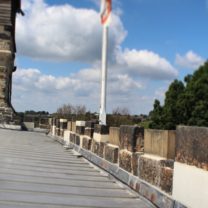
[149,61,208,130]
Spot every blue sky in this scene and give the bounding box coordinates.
[13,0,208,114]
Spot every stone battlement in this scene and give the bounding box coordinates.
[48,118,208,208]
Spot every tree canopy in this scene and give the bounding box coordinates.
[149,61,208,129]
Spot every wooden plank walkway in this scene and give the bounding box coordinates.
[0,129,154,208]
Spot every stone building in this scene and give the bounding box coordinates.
[0,0,23,124]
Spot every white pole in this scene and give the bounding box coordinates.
[99,26,108,125]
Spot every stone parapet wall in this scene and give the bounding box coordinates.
[144,129,176,159]
[51,120,175,194]
[50,120,208,208]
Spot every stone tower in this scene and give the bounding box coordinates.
[0,0,23,125]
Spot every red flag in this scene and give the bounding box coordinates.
[100,0,112,26]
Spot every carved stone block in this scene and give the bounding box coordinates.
[119,150,132,173]
[176,126,208,170]
[94,124,109,134]
[138,155,174,193]
[75,134,80,146]
[85,120,98,128]
[120,125,144,152]
[104,144,119,163]
[109,127,120,146]
[132,152,143,176]
[70,133,76,143]
[144,129,176,159]
[76,126,85,135]
[82,137,92,150]
[84,127,94,138]
[59,119,67,130]
[91,140,105,158]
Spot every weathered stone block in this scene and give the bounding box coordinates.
[70,132,76,143]
[76,120,86,127]
[55,119,60,128]
[55,128,60,136]
[138,155,174,193]
[144,129,176,159]
[93,125,109,142]
[85,120,98,128]
[92,140,99,155]
[82,137,92,150]
[93,133,109,142]
[176,126,208,170]
[160,167,173,193]
[60,119,67,129]
[75,121,86,136]
[52,118,56,126]
[60,129,64,138]
[63,130,70,144]
[75,134,80,146]
[120,125,144,152]
[109,127,120,146]
[76,126,85,135]
[138,157,165,186]
[132,152,143,176]
[119,150,132,173]
[91,140,106,158]
[23,122,34,130]
[84,127,94,138]
[71,122,76,132]
[67,121,72,131]
[48,118,52,126]
[94,124,109,134]
[104,144,119,163]
[51,125,56,136]
[0,52,12,66]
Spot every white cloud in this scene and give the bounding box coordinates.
[175,50,205,70]
[13,0,180,114]
[116,49,178,80]
[12,67,143,113]
[108,74,142,95]
[14,68,79,92]
[17,0,177,81]
[17,0,126,62]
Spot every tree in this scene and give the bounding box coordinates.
[149,99,163,129]
[162,80,185,129]
[112,107,130,115]
[74,105,86,115]
[182,61,208,126]
[57,104,73,115]
[56,103,89,120]
[149,61,208,129]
